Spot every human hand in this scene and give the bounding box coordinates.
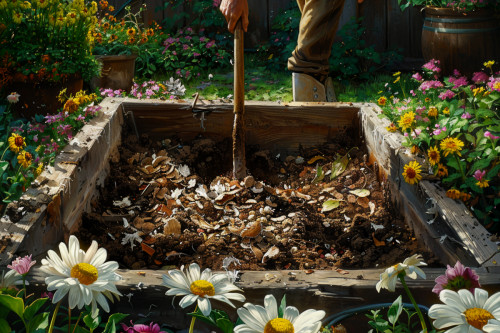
[219,0,249,33]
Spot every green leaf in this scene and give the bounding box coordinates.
[0,294,25,320]
[83,313,100,331]
[470,158,491,172]
[215,318,234,333]
[387,295,403,325]
[330,153,349,180]
[321,200,341,212]
[103,313,128,333]
[278,295,287,318]
[0,161,8,179]
[0,318,11,333]
[26,311,49,332]
[311,165,324,184]
[24,298,48,322]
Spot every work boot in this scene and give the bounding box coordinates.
[292,72,337,102]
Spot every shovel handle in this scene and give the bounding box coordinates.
[234,20,244,115]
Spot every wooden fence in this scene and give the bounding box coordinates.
[108,0,424,59]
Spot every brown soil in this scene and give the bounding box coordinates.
[75,127,439,271]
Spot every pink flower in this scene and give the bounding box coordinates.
[8,255,36,275]
[439,90,456,100]
[432,261,480,295]
[472,71,489,84]
[412,72,423,82]
[76,115,85,121]
[41,291,54,300]
[7,92,20,103]
[448,76,468,89]
[484,131,500,140]
[121,321,166,333]
[473,169,486,181]
[461,112,472,119]
[487,77,500,92]
[206,40,215,48]
[193,52,200,57]
[422,59,441,73]
[419,80,444,92]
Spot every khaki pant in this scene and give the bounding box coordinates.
[287,0,346,81]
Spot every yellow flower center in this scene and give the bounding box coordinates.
[264,318,295,333]
[464,307,494,330]
[190,280,215,297]
[70,263,98,285]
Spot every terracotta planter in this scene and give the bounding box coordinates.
[8,75,83,119]
[91,54,137,92]
[421,7,500,76]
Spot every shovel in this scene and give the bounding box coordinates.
[232,20,246,180]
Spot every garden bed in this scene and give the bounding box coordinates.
[1,97,499,328]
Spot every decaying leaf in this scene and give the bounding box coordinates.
[335,267,349,275]
[308,155,326,164]
[240,219,262,238]
[191,214,214,229]
[372,232,385,246]
[330,153,349,180]
[350,189,371,197]
[312,165,324,184]
[252,244,263,261]
[163,218,181,235]
[321,199,341,212]
[369,201,376,215]
[356,196,370,208]
[262,245,279,263]
[141,242,155,256]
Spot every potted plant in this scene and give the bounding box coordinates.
[90,2,150,91]
[398,0,500,76]
[0,0,100,118]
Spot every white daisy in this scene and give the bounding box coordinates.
[376,254,427,292]
[428,288,500,332]
[484,319,500,333]
[235,294,325,333]
[0,269,24,289]
[40,235,122,317]
[161,263,245,316]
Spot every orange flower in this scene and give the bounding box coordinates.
[377,96,387,106]
[147,28,154,36]
[410,145,419,155]
[63,98,79,113]
[41,54,50,63]
[427,146,440,166]
[460,192,471,202]
[436,163,448,177]
[428,106,438,117]
[446,189,461,200]
[386,123,397,132]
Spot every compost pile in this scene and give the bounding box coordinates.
[76,128,437,271]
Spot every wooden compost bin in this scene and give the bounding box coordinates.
[1,97,499,330]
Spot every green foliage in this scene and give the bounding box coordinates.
[0,294,49,332]
[189,308,234,333]
[329,17,402,83]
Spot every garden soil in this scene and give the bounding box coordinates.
[75,126,439,271]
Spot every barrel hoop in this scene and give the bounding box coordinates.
[424,16,493,24]
[423,26,500,34]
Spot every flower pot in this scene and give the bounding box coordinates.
[8,74,83,119]
[421,7,500,76]
[91,54,137,92]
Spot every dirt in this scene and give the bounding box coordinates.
[75,126,439,271]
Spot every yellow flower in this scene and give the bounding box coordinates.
[393,76,400,84]
[13,12,22,24]
[427,146,440,166]
[35,163,44,177]
[126,27,136,36]
[484,60,495,69]
[8,133,26,153]
[393,71,401,77]
[410,145,419,154]
[428,106,438,117]
[425,97,431,103]
[386,123,397,133]
[108,5,114,11]
[402,160,422,185]
[446,189,461,200]
[398,111,416,132]
[58,88,67,103]
[440,137,464,157]
[476,179,489,188]
[377,96,387,106]
[147,28,154,36]
[473,87,485,97]
[128,36,136,44]
[442,107,450,115]
[64,98,79,113]
[436,163,448,177]
[17,151,33,168]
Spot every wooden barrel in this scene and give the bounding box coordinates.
[421,7,500,77]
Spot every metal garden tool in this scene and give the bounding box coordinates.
[232,20,246,179]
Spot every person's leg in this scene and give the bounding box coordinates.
[288,0,345,101]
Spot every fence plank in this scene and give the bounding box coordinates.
[409,5,424,58]
[359,0,387,53]
[387,0,412,57]
[143,0,163,26]
[247,0,269,48]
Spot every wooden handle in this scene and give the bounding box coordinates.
[233,20,244,115]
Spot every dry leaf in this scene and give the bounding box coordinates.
[321,199,341,212]
[304,269,314,274]
[240,219,262,238]
[252,244,264,261]
[262,245,280,263]
[163,218,181,235]
[350,189,371,197]
[335,267,349,275]
[356,196,370,208]
[191,214,215,229]
[308,155,326,164]
[372,232,386,246]
[141,242,155,256]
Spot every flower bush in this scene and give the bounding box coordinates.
[0,90,100,211]
[0,0,100,85]
[397,0,500,12]
[377,60,500,231]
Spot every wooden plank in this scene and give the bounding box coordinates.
[267,0,293,30]
[338,0,357,32]
[387,0,411,57]
[143,0,164,26]
[359,0,386,53]
[409,5,424,58]
[122,99,360,154]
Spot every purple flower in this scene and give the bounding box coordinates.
[8,255,36,275]
[76,115,85,121]
[473,169,486,181]
[487,77,500,92]
[57,124,73,138]
[121,321,166,333]
[193,52,200,57]
[419,80,444,92]
[452,69,461,77]
[484,131,500,140]
[183,44,189,50]
[41,291,54,300]
[206,40,215,48]
[472,71,489,84]
[422,59,441,73]
[432,261,480,295]
[461,112,472,119]
[448,76,468,89]
[438,90,456,100]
